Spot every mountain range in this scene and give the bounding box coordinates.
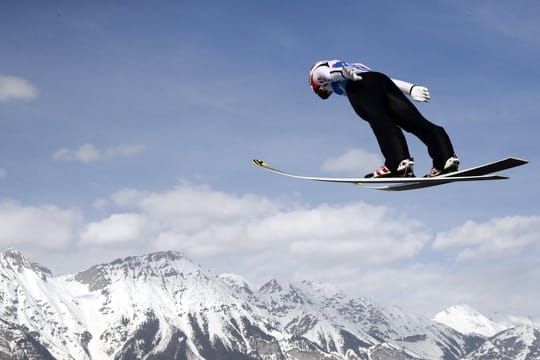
[0,248,538,360]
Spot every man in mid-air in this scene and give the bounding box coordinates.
[309,60,459,178]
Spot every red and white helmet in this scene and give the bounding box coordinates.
[308,61,332,99]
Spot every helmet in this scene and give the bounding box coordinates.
[309,61,331,99]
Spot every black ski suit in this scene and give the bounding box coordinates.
[309,60,456,171]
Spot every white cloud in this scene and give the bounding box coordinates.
[53,143,146,163]
[245,203,428,264]
[321,148,382,175]
[0,75,38,102]
[75,143,100,162]
[433,216,540,261]
[0,168,6,179]
[111,183,282,228]
[99,184,429,264]
[0,201,81,249]
[80,213,151,245]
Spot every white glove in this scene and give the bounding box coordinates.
[342,66,363,81]
[410,85,430,102]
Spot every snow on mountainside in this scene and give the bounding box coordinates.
[1,249,281,360]
[62,251,283,359]
[464,325,540,360]
[489,312,540,329]
[0,248,538,360]
[433,304,508,337]
[250,279,475,360]
[434,305,540,359]
[0,248,90,359]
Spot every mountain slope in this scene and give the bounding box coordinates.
[464,325,540,360]
[250,279,478,360]
[0,249,90,359]
[0,318,56,360]
[61,251,284,359]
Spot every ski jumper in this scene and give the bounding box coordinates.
[310,60,456,172]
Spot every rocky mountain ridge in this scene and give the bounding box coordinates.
[0,248,538,360]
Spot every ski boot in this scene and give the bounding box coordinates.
[365,158,415,178]
[425,156,460,177]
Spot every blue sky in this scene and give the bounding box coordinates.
[1,0,539,318]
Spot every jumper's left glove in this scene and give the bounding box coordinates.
[410,85,430,102]
[342,66,363,81]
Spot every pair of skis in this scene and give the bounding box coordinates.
[252,157,528,191]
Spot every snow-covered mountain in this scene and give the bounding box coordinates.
[0,248,538,360]
[463,325,540,360]
[433,305,540,359]
[249,279,478,360]
[433,305,508,337]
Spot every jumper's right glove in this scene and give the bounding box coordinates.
[342,66,363,81]
[410,85,430,102]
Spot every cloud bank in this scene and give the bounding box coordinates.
[0,183,538,317]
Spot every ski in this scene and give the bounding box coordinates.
[381,157,528,191]
[252,158,527,191]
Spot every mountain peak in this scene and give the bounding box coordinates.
[434,304,508,337]
[259,278,283,294]
[0,248,52,278]
[73,250,201,292]
[110,250,188,266]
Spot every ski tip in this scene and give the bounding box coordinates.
[507,157,529,164]
[252,159,268,168]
